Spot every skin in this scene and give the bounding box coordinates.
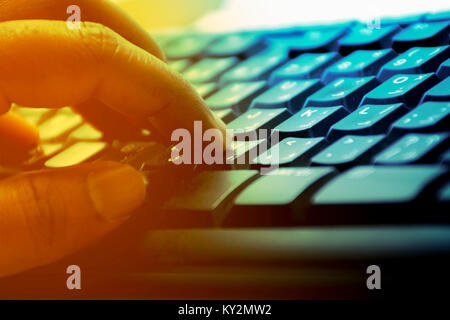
[0,0,226,277]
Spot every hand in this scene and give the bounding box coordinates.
[0,0,226,277]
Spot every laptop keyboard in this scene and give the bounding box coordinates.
[5,13,450,229]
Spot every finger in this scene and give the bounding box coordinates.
[0,20,226,144]
[0,161,146,277]
[0,0,164,60]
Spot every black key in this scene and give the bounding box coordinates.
[380,13,426,27]
[424,11,450,22]
[390,101,450,135]
[192,83,217,98]
[377,46,450,81]
[165,34,216,60]
[183,57,239,83]
[360,73,439,108]
[167,59,192,73]
[205,33,266,58]
[438,182,450,201]
[311,165,447,224]
[338,25,400,55]
[311,135,385,168]
[305,77,379,112]
[437,58,450,79]
[327,103,406,141]
[224,167,335,227]
[213,109,236,124]
[322,49,397,83]
[250,79,322,113]
[392,21,450,52]
[275,106,348,139]
[286,27,347,57]
[160,170,258,228]
[421,77,450,103]
[373,133,449,164]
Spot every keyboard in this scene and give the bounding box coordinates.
[1,11,450,299]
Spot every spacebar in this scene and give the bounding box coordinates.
[142,227,450,265]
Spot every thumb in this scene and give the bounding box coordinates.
[0,161,146,277]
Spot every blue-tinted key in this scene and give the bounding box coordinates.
[228,108,291,140]
[167,59,192,73]
[373,133,449,164]
[424,11,450,22]
[183,58,239,83]
[213,109,236,124]
[219,51,288,86]
[165,34,216,60]
[254,137,327,166]
[328,103,406,141]
[275,106,347,139]
[192,83,217,98]
[437,58,450,78]
[390,101,450,135]
[305,77,378,111]
[206,81,266,114]
[205,33,266,58]
[338,25,400,55]
[377,46,450,81]
[250,79,322,113]
[287,27,347,57]
[322,49,397,83]
[360,73,439,108]
[269,52,340,84]
[392,21,450,52]
[421,77,450,103]
[311,135,385,167]
[380,13,426,27]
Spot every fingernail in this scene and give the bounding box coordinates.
[87,165,146,221]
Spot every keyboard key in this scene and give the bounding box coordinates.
[311,135,385,168]
[287,27,347,57]
[440,149,450,165]
[377,46,450,81]
[437,58,450,78]
[424,11,450,23]
[165,34,216,60]
[213,109,236,124]
[338,25,400,55]
[254,137,326,166]
[228,108,290,140]
[328,103,406,141]
[390,102,450,135]
[373,133,449,164]
[219,52,287,86]
[69,123,103,140]
[305,77,378,112]
[224,167,335,227]
[167,59,192,73]
[392,21,450,52]
[250,79,322,113]
[45,142,108,168]
[160,170,258,227]
[311,165,446,223]
[205,33,266,58]
[421,77,450,103]
[380,13,426,27]
[360,73,439,108]
[38,110,83,140]
[275,106,347,139]
[206,81,266,113]
[269,52,340,84]
[226,139,265,166]
[322,49,397,83]
[192,82,217,98]
[183,58,239,83]
[437,182,450,202]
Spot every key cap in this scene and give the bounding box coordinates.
[287,27,347,57]
[205,33,266,58]
[373,133,449,164]
[213,109,236,124]
[327,103,406,141]
[311,135,385,168]
[360,73,439,108]
[311,165,447,224]
[226,139,266,167]
[250,79,322,113]
[269,52,340,84]
[165,34,216,60]
[424,11,450,23]
[440,149,450,165]
[219,52,287,86]
[392,21,450,52]
[322,49,397,83]
[254,137,327,166]
[438,182,450,202]
[12,106,53,126]
[159,170,258,227]
[45,142,108,168]
[377,46,450,81]
[68,123,103,141]
[227,108,291,140]
[275,106,347,139]
[390,102,450,135]
[192,83,217,98]
[437,58,450,78]
[305,77,378,112]
[38,110,83,141]
[206,81,266,113]
[338,25,400,55]
[167,59,192,73]
[183,58,239,83]
[380,13,426,27]
[224,167,335,227]
[421,77,450,103]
